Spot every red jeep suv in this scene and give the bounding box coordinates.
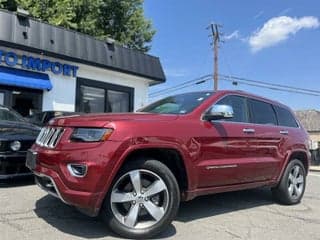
[26,91,310,238]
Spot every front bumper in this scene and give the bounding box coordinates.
[32,166,101,216]
[0,153,32,179]
[28,140,126,216]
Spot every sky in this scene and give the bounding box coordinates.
[143,0,320,110]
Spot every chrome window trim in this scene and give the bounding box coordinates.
[201,93,301,128]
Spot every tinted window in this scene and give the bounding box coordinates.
[215,95,248,123]
[140,92,213,114]
[249,99,277,125]
[107,90,129,112]
[274,106,298,128]
[79,86,105,113]
[0,92,4,105]
[76,78,134,113]
[0,106,24,122]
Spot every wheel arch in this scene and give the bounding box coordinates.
[123,147,189,192]
[95,145,192,214]
[278,150,310,182]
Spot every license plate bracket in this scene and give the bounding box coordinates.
[26,150,37,170]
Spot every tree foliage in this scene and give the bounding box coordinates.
[0,0,155,52]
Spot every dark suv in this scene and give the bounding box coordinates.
[27,91,310,238]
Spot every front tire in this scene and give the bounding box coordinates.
[272,159,306,205]
[102,159,180,239]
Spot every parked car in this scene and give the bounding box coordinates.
[0,105,40,179]
[26,111,82,126]
[26,91,310,238]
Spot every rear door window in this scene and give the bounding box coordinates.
[274,106,299,128]
[248,99,277,125]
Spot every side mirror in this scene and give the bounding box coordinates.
[203,104,234,121]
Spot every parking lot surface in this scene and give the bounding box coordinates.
[1,172,320,240]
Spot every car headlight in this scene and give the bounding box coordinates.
[10,141,21,151]
[70,128,113,142]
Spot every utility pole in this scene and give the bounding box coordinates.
[208,23,222,91]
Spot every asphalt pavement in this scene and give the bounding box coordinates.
[1,172,320,240]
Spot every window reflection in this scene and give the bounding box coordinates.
[107,90,129,112]
[80,86,105,113]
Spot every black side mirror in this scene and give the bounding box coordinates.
[203,104,234,121]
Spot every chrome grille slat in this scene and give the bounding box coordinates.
[48,128,63,148]
[36,127,64,148]
[44,128,55,146]
[36,128,45,144]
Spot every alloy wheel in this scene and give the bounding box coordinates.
[287,165,304,200]
[110,169,169,229]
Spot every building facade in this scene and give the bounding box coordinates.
[295,110,320,165]
[0,10,165,116]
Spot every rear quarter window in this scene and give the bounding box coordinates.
[249,99,277,125]
[274,106,299,128]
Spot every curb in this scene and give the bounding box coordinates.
[309,166,320,172]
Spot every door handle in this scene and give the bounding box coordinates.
[280,130,289,135]
[243,128,255,134]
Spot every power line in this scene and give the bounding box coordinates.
[221,78,320,97]
[149,74,212,97]
[149,73,320,99]
[220,74,320,95]
[149,76,212,99]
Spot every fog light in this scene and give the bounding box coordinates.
[67,164,87,177]
[10,141,21,151]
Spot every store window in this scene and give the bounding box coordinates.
[107,90,130,112]
[0,92,4,105]
[76,78,134,113]
[79,86,105,113]
[0,86,42,116]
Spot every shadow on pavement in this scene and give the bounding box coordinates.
[34,194,176,239]
[177,187,274,222]
[33,188,273,239]
[0,176,35,188]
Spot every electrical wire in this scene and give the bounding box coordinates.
[149,74,212,97]
[149,76,212,99]
[220,74,320,95]
[149,73,320,99]
[220,78,320,97]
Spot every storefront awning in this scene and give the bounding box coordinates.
[0,66,52,91]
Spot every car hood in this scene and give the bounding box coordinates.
[50,112,180,127]
[0,121,40,140]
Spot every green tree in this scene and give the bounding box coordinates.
[0,0,155,52]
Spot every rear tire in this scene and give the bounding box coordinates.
[101,159,180,239]
[272,159,306,205]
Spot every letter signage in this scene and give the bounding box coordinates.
[0,50,79,77]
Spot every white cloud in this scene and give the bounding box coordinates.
[249,16,320,52]
[225,30,240,40]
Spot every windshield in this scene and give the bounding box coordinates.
[0,106,25,122]
[139,92,214,114]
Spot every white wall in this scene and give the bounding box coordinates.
[43,64,151,111]
[76,63,150,111]
[42,72,76,111]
